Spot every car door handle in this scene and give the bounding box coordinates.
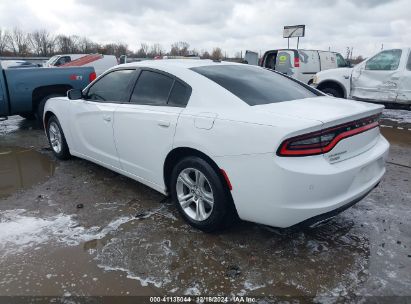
[103,115,111,122]
[157,121,170,128]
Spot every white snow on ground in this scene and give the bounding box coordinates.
[0,209,134,257]
[382,109,411,124]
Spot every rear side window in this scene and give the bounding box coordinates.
[86,69,135,102]
[168,81,191,107]
[131,71,174,105]
[191,65,319,106]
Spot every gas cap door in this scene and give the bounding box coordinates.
[194,112,218,130]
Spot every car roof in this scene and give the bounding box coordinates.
[118,59,240,70]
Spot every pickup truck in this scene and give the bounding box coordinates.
[0,60,96,122]
[312,48,411,108]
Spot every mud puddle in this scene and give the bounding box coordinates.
[0,146,55,198]
[380,127,411,148]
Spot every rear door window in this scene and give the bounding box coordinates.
[167,80,191,107]
[130,70,174,106]
[191,65,319,106]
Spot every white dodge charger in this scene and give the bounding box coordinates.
[44,60,389,232]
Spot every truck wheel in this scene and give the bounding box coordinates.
[20,114,36,120]
[36,94,64,127]
[46,115,71,160]
[321,87,343,98]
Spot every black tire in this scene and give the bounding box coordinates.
[321,87,343,98]
[46,115,71,160]
[170,156,235,232]
[20,113,36,120]
[36,94,64,127]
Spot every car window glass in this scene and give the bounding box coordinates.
[86,69,134,102]
[167,80,191,107]
[336,54,347,67]
[55,56,71,66]
[407,52,411,71]
[191,65,319,106]
[130,70,174,105]
[365,49,402,71]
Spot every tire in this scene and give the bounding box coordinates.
[46,115,71,160]
[321,87,343,98]
[170,156,235,232]
[20,114,36,120]
[36,94,64,127]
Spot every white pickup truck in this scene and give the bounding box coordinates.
[312,48,411,108]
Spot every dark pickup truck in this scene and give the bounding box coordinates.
[0,60,95,122]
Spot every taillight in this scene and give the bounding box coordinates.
[294,57,300,68]
[89,72,96,82]
[277,114,380,157]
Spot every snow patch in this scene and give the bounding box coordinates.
[0,209,134,256]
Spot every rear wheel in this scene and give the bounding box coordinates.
[46,115,71,160]
[321,87,343,98]
[170,156,235,232]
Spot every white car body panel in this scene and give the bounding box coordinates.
[315,48,411,105]
[44,60,389,228]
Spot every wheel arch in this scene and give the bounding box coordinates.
[164,147,234,199]
[32,84,72,111]
[317,80,347,98]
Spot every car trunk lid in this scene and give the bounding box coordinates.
[253,96,384,162]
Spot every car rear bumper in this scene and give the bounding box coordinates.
[214,134,389,228]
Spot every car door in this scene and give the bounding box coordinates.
[114,69,191,188]
[69,69,136,169]
[396,49,411,103]
[351,49,403,102]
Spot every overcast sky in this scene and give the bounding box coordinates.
[0,0,409,57]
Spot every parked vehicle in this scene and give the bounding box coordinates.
[45,54,118,76]
[259,49,350,84]
[0,60,96,121]
[44,60,389,232]
[44,54,86,67]
[312,48,411,107]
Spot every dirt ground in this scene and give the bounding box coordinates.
[0,110,410,303]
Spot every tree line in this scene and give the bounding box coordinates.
[0,27,226,60]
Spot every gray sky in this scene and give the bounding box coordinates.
[0,0,409,57]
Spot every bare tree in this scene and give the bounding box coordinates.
[135,43,149,57]
[30,30,55,56]
[0,28,9,55]
[78,37,99,53]
[148,43,164,58]
[211,47,223,60]
[7,27,31,56]
[170,41,190,56]
[200,50,211,59]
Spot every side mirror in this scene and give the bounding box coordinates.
[67,89,83,100]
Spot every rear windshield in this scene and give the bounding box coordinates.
[191,65,319,106]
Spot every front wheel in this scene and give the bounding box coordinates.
[170,156,235,232]
[46,115,71,160]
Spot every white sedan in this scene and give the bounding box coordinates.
[44,60,389,232]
